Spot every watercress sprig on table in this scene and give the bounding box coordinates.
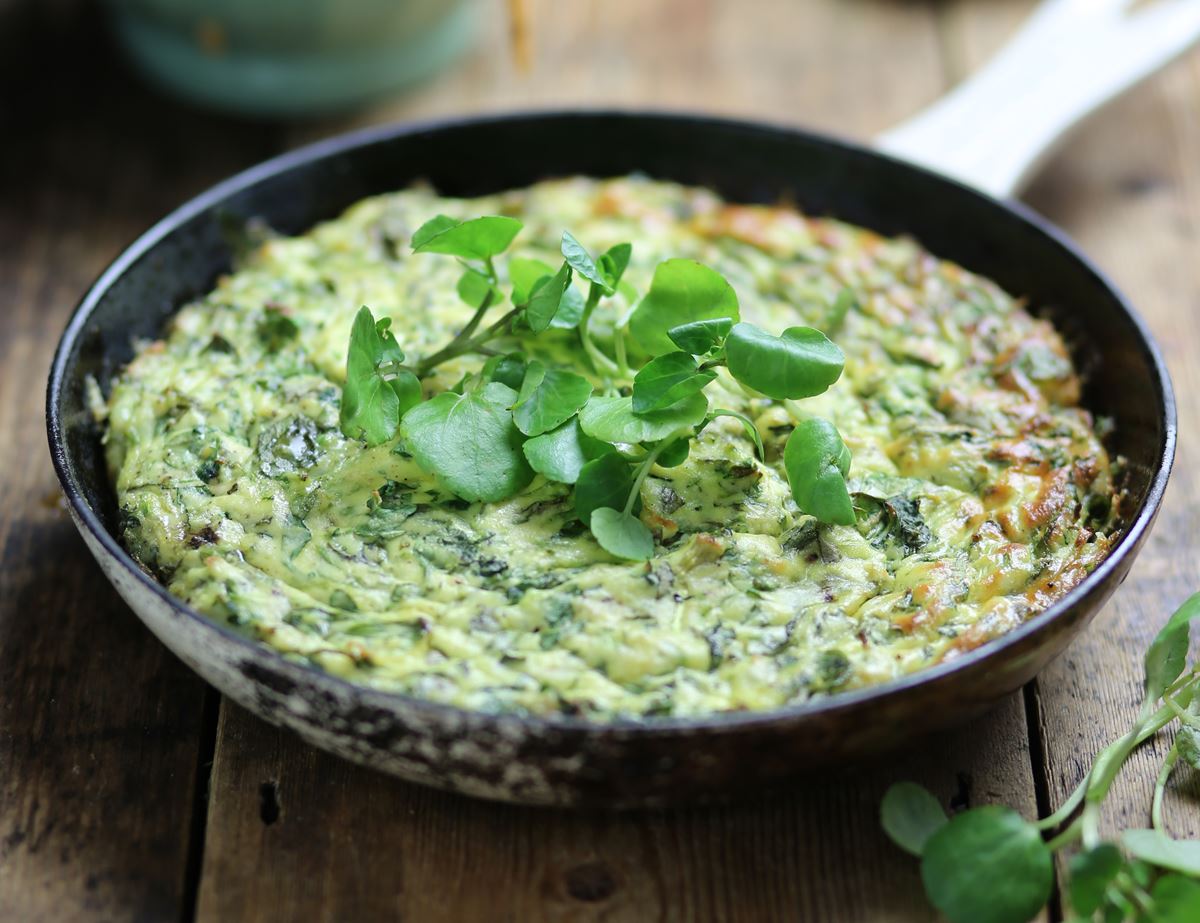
[881,593,1200,923]
[338,213,856,560]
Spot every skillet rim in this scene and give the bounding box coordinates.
[46,108,1178,737]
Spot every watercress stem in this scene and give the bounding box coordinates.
[1162,686,1200,729]
[1081,724,1149,850]
[415,291,496,375]
[1080,802,1101,848]
[1151,739,1180,831]
[455,289,496,342]
[577,286,620,377]
[1087,686,1194,803]
[1036,695,1184,833]
[1069,685,1198,846]
[782,398,806,421]
[1115,872,1155,916]
[622,434,681,516]
[1163,668,1197,700]
[1034,800,1076,832]
[414,304,524,378]
[614,323,630,380]
[1145,685,1196,735]
[1043,817,1082,852]
[578,286,601,349]
[1104,884,1135,918]
[478,305,522,340]
[584,339,620,377]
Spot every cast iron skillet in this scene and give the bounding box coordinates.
[47,112,1176,807]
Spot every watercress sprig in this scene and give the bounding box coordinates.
[339,214,858,560]
[338,308,421,445]
[881,593,1200,923]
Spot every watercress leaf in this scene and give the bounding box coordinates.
[523,418,613,484]
[632,352,717,413]
[1128,857,1154,889]
[373,316,406,365]
[512,362,593,437]
[561,231,610,292]
[1150,874,1200,923]
[575,453,635,524]
[1178,725,1200,770]
[550,284,586,329]
[410,214,458,250]
[702,409,765,460]
[524,261,573,333]
[481,380,519,405]
[826,287,857,333]
[1122,829,1200,875]
[880,782,947,857]
[590,507,654,561]
[412,215,523,260]
[598,242,633,289]
[920,806,1052,923]
[668,317,734,355]
[388,369,422,418]
[629,259,740,356]
[725,322,845,399]
[484,352,527,391]
[515,360,546,402]
[784,418,855,525]
[399,384,531,502]
[579,393,709,444]
[341,306,412,445]
[1104,895,1135,923]
[655,437,690,468]
[1067,844,1124,916]
[456,268,500,309]
[1143,592,1200,704]
[508,256,554,305]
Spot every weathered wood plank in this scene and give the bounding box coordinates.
[943,0,1200,874]
[199,2,1042,921]
[0,169,211,921]
[0,8,283,920]
[197,698,1035,923]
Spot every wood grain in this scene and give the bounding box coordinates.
[198,3,1040,922]
[196,698,1036,923]
[0,8,282,920]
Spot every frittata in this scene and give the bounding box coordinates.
[102,176,1119,720]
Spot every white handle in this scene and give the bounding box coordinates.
[877,0,1200,198]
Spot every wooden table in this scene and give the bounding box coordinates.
[3,1,1199,919]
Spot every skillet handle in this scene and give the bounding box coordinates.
[876,0,1200,198]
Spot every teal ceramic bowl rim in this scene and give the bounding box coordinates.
[109,0,477,117]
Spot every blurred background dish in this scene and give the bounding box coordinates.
[103,0,480,116]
